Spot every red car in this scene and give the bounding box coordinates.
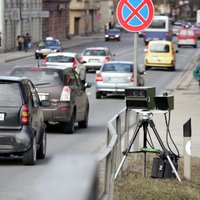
[177,27,197,48]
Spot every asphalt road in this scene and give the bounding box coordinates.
[0,32,199,199]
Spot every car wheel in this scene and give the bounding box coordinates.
[78,104,89,128]
[35,54,39,59]
[63,111,75,134]
[145,66,150,70]
[96,91,101,99]
[37,131,47,159]
[23,136,37,165]
[194,44,197,48]
[170,66,175,71]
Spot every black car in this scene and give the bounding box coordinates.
[0,76,49,165]
[10,66,91,134]
[105,29,121,41]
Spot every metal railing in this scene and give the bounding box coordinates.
[97,108,137,200]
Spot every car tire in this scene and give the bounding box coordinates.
[194,44,197,48]
[63,111,75,134]
[96,91,101,99]
[23,136,37,165]
[145,66,150,70]
[35,54,39,59]
[37,131,47,159]
[170,66,175,71]
[78,104,89,128]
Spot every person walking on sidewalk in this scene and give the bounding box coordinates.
[193,62,200,90]
[23,33,30,52]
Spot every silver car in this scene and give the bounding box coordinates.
[44,52,86,83]
[81,47,115,71]
[95,61,145,99]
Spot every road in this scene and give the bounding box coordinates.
[0,32,198,199]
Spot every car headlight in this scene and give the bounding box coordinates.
[115,35,119,38]
[105,35,109,37]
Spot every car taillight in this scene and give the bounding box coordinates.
[96,73,103,82]
[21,105,29,124]
[73,59,77,69]
[104,57,109,62]
[43,58,46,65]
[60,86,71,101]
[130,73,134,83]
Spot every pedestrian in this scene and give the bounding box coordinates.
[23,33,29,52]
[17,35,23,51]
[193,62,200,90]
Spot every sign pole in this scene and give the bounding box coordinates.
[134,32,138,86]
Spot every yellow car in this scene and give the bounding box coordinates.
[144,40,178,71]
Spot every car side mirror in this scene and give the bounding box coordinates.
[41,100,50,107]
[175,49,179,53]
[84,82,91,88]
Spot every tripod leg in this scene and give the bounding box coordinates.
[114,119,143,180]
[149,119,181,182]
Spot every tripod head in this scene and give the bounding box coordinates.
[137,110,153,121]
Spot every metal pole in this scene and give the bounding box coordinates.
[134,32,138,86]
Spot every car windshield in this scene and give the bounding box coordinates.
[45,40,58,48]
[83,49,106,56]
[0,82,22,107]
[108,29,119,34]
[150,44,170,53]
[12,69,62,85]
[102,63,133,72]
[180,29,195,36]
[46,55,74,63]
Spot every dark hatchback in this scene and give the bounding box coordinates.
[0,76,49,165]
[10,66,91,134]
[105,29,121,41]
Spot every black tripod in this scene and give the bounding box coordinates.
[115,111,181,182]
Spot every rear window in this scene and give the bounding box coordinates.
[46,55,74,63]
[149,43,170,53]
[0,82,22,107]
[83,49,106,56]
[148,19,166,29]
[180,29,195,36]
[12,69,62,86]
[102,63,133,72]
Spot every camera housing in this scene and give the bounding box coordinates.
[125,87,174,111]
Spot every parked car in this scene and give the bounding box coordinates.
[144,40,178,71]
[0,76,49,165]
[172,25,182,36]
[10,66,91,134]
[105,29,121,41]
[95,61,145,99]
[81,47,115,71]
[35,37,62,59]
[44,52,86,83]
[177,27,197,48]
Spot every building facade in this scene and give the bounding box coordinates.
[42,0,71,40]
[69,0,101,36]
[0,0,49,52]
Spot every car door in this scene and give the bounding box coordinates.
[65,69,86,121]
[25,80,43,141]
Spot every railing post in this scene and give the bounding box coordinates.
[116,115,122,173]
[183,118,192,180]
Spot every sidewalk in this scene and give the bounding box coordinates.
[0,33,199,158]
[0,32,104,63]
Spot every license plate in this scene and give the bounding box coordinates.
[0,113,5,121]
[89,59,99,63]
[110,77,118,82]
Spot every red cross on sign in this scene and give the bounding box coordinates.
[116,0,154,32]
